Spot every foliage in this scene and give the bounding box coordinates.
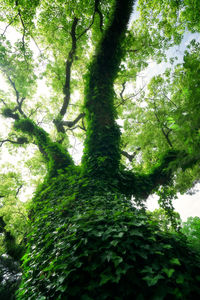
[17,174,200,299]
[0,0,199,299]
[181,217,200,252]
[0,171,29,247]
[148,208,181,233]
[0,255,21,300]
[121,39,200,195]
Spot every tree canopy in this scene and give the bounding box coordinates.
[1,0,200,299]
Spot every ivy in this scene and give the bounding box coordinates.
[16,173,200,299]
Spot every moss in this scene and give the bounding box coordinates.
[14,118,74,178]
[82,0,135,180]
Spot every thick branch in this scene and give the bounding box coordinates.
[14,119,74,177]
[15,0,27,57]
[16,97,26,116]
[82,0,135,178]
[95,0,104,32]
[55,1,103,136]
[18,9,26,51]
[2,107,20,120]
[118,150,178,199]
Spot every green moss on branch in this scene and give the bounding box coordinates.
[118,150,179,200]
[82,0,135,179]
[14,119,74,177]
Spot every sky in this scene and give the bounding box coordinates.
[147,190,200,222]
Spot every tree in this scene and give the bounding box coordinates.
[1,0,200,299]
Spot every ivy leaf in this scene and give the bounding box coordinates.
[143,274,164,286]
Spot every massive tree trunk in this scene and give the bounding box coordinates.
[13,0,200,299]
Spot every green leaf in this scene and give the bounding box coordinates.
[143,274,164,287]
[170,258,181,266]
[163,268,175,278]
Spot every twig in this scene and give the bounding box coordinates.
[77,0,103,40]
[7,76,19,101]
[0,137,27,147]
[16,184,23,196]
[2,13,20,36]
[121,150,138,162]
[0,98,7,106]
[116,83,145,108]
[153,101,173,148]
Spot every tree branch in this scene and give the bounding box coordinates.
[7,76,19,101]
[162,91,178,108]
[62,113,85,128]
[0,98,7,106]
[14,119,74,177]
[2,107,20,120]
[2,13,20,36]
[77,0,103,40]
[16,184,23,197]
[15,0,27,60]
[60,17,79,118]
[95,0,104,32]
[152,99,173,148]
[6,76,27,117]
[54,17,79,136]
[116,83,145,108]
[18,9,26,51]
[0,137,28,147]
[121,147,141,162]
[55,1,104,135]
[82,0,135,178]
[118,150,179,200]
[154,111,173,148]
